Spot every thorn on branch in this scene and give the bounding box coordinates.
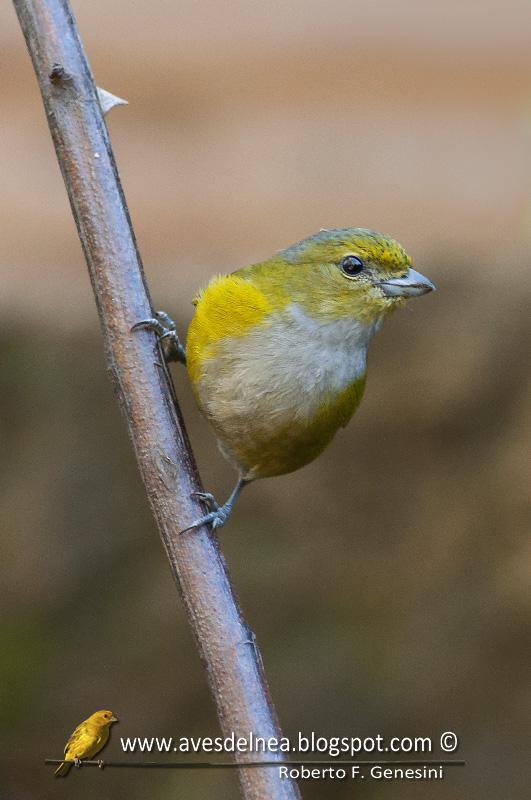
[97,86,128,116]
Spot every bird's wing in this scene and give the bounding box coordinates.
[64,724,88,757]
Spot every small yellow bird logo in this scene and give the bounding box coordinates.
[54,709,118,777]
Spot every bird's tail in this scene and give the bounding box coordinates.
[54,761,71,777]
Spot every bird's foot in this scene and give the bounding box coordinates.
[74,758,82,769]
[132,310,186,364]
[181,480,247,533]
[181,491,233,533]
[97,759,105,770]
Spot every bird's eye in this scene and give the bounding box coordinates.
[104,714,109,718]
[340,255,364,276]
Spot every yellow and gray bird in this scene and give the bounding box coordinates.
[136,227,435,531]
[54,709,118,776]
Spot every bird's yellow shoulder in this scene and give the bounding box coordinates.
[187,273,273,385]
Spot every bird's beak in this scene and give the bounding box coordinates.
[110,716,118,723]
[379,268,436,298]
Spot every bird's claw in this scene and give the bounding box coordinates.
[191,491,220,512]
[181,494,231,534]
[97,759,105,770]
[74,758,82,769]
[181,510,228,534]
[132,310,186,364]
[181,480,246,534]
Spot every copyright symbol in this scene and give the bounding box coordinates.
[440,731,459,752]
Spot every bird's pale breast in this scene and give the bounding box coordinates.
[187,296,377,479]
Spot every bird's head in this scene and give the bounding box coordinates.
[89,710,118,728]
[261,227,435,324]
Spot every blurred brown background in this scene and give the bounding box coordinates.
[2,1,530,798]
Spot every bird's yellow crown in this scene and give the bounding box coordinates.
[279,227,411,271]
[87,710,117,728]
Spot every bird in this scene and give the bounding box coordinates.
[54,709,118,776]
[134,227,435,532]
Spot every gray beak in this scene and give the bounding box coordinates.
[379,267,436,298]
[110,715,118,723]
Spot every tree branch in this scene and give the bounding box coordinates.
[13,2,300,798]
